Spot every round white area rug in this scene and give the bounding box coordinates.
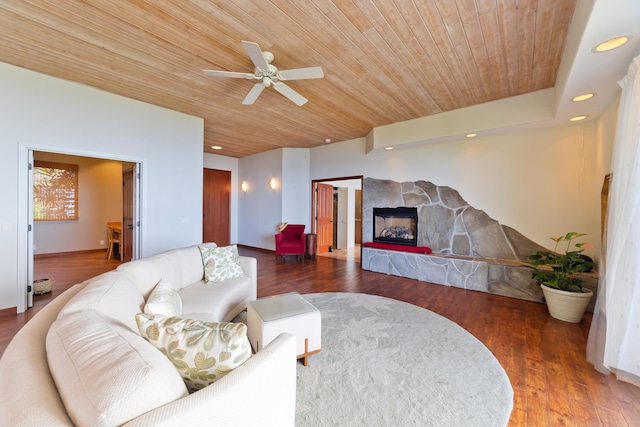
[296,292,513,426]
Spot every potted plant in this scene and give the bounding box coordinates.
[526,232,595,323]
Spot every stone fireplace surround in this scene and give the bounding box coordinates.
[362,178,598,310]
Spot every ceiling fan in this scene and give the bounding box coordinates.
[203,41,324,106]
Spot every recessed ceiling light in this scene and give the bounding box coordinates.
[385,146,393,150]
[466,133,477,138]
[569,115,588,122]
[572,93,594,102]
[211,145,222,150]
[594,36,630,52]
[324,138,331,143]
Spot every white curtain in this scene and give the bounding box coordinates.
[587,55,640,387]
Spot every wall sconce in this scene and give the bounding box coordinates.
[269,177,277,190]
[241,180,248,192]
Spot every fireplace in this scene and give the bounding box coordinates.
[373,207,418,246]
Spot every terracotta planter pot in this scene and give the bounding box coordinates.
[541,285,593,323]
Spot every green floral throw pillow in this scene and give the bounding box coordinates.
[135,313,252,392]
[199,245,246,283]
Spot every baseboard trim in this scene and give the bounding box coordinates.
[34,248,107,259]
[236,244,274,254]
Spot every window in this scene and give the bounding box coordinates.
[33,161,79,221]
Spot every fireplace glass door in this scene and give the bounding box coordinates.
[372,207,418,246]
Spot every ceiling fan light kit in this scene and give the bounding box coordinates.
[203,40,324,106]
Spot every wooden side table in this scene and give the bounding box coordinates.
[306,233,317,258]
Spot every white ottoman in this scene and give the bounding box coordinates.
[247,292,321,366]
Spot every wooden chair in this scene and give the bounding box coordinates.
[106,222,121,260]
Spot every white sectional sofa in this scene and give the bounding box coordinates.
[0,243,297,426]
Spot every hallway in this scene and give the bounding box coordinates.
[317,243,361,263]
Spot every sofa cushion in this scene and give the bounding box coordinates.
[117,243,219,296]
[116,252,184,298]
[164,242,218,288]
[199,244,246,283]
[46,310,189,427]
[179,275,252,322]
[136,313,252,393]
[144,278,183,317]
[58,271,144,332]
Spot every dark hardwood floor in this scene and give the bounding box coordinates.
[2,247,638,426]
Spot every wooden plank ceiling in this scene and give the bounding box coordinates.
[0,0,576,158]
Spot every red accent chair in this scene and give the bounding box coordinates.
[275,224,306,259]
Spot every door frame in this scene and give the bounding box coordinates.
[17,143,143,313]
[311,175,363,256]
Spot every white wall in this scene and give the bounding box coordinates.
[345,181,361,248]
[238,149,283,249]
[204,153,239,244]
[282,148,311,227]
[33,152,122,254]
[0,62,204,311]
[336,188,349,249]
[237,148,312,250]
[310,120,617,260]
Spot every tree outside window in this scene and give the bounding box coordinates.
[33,161,79,221]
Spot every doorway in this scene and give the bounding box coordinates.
[311,176,363,263]
[25,151,140,310]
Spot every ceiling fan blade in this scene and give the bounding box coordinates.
[241,40,269,70]
[272,82,308,106]
[242,83,266,105]
[279,66,324,81]
[203,70,255,79]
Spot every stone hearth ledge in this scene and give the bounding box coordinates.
[362,246,598,312]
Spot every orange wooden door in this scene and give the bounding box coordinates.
[122,169,134,262]
[203,168,231,246]
[316,183,333,253]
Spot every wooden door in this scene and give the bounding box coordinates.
[122,169,134,262]
[203,168,231,246]
[355,189,362,244]
[316,183,333,253]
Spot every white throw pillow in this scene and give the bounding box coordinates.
[136,313,252,392]
[47,310,189,427]
[199,245,246,283]
[144,278,182,317]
